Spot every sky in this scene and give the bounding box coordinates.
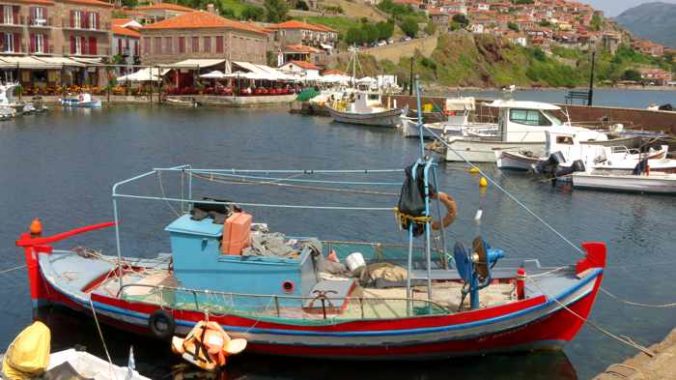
[579,0,676,17]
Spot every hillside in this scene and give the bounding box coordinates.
[615,2,676,48]
[332,33,670,88]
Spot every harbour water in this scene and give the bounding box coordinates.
[0,104,674,379]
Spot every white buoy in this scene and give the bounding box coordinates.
[474,209,483,224]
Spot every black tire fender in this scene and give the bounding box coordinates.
[148,309,175,340]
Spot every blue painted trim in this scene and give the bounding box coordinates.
[86,268,602,338]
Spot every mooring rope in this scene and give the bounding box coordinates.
[526,276,655,357]
[599,287,676,309]
[0,264,25,274]
[88,298,117,379]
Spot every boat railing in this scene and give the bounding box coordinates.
[116,283,451,321]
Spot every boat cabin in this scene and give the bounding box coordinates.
[488,100,565,142]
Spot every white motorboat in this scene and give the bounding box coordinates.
[402,97,497,138]
[60,93,102,108]
[497,128,675,173]
[327,91,407,128]
[444,100,607,163]
[571,172,676,194]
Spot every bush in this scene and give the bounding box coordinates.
[400,16,419,37]
[452,14,469,27]
[507,22,519,32]
[622,69,642,81]
[241,5,264,21]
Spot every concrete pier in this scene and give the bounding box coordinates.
[594,328,676,379]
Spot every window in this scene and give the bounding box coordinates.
[33,34,45,53]
[191,36,199,53]
[75,36,82,55]
[203,36,210,53]
[31,7,46,25]
[164,37,172,54]
[73,11,82,29]
[3,33,14,52]
[3,5,13,24]
[542,110,562,126]
[154,37,162,54]
[143,37,150,54]
[215,36,223,53]
[88,12,97,30]
[178,36,185,53]
[509,109,552,126]
[88,36,97,55]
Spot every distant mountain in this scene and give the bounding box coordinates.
[615,2,676,48]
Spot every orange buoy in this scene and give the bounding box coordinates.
[29,218,43,237]
[431,192,457,230]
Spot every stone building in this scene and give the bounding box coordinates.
[268,20,337,50]
[140,10,268,65]
[130,2,194,25]
[0,0,112,57]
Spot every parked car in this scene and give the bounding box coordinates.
[377,40,387,47]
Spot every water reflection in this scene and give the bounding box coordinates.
[37,306,577,380]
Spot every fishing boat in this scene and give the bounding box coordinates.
[442,100,607,163]
[327,90,407,128]
[60,93,102,108]
[15,82,607,361]
[571,172,676,194]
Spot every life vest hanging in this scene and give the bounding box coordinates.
[171,320,247,371]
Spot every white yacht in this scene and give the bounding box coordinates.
[443,100,607,162]
[327,91,407,128]
[402,97,496,138]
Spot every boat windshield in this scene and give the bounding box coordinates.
[542,111,563,126]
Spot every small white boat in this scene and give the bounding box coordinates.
[498,128,676,173]
[60,93,102,108]
[327,91,407,128]
[0,105,16,120]
[443,100,607,163]
[46,348,150,380]
[571,172,676,194]
[402,97,497,138]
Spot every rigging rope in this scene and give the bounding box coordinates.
[190,170,401,186]
[191,173,398,197]
[423,125,585,256]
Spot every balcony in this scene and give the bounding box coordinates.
[0,16,25,27]
[31,45,55,55]
[62,46,110,57]
[27,17,53,28]
[62,20,111,33]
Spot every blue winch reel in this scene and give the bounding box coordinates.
[453,237,505,310]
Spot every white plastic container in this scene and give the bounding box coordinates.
[345,252,366,273]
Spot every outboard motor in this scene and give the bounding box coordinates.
[535,151,565,176]
[553,159,586,177]
[453,237,504,310]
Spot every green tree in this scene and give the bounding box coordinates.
[241,5,264,21]
[507,22,519,32]
[375,21,394,40]
[264,0,289,23]
[345,27,366,45]
[452,14,469,27]
[538,19,551,27]
[622,69,642,81]
[121,0,137,7]
[400,16,419,37]
[590,12,603,31]
[424,20,437,35]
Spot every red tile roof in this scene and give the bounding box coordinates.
[143,11,266,35]
[288,60,320,70]
[112,25,141,38]
[12,0,54,5]
[61,0,112,7]
[112,18,132,26]
[135,3,195,12]
[270,20,336,33]
[321,69,345,75]
[283,44,321,53]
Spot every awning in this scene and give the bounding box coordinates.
[199,70,227,79]
[34,57,86,67]
[0,56,61,69]
[231,61,297,81]
[71,57,104,66]
[162,59,226,69]
[117,67,169,82]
